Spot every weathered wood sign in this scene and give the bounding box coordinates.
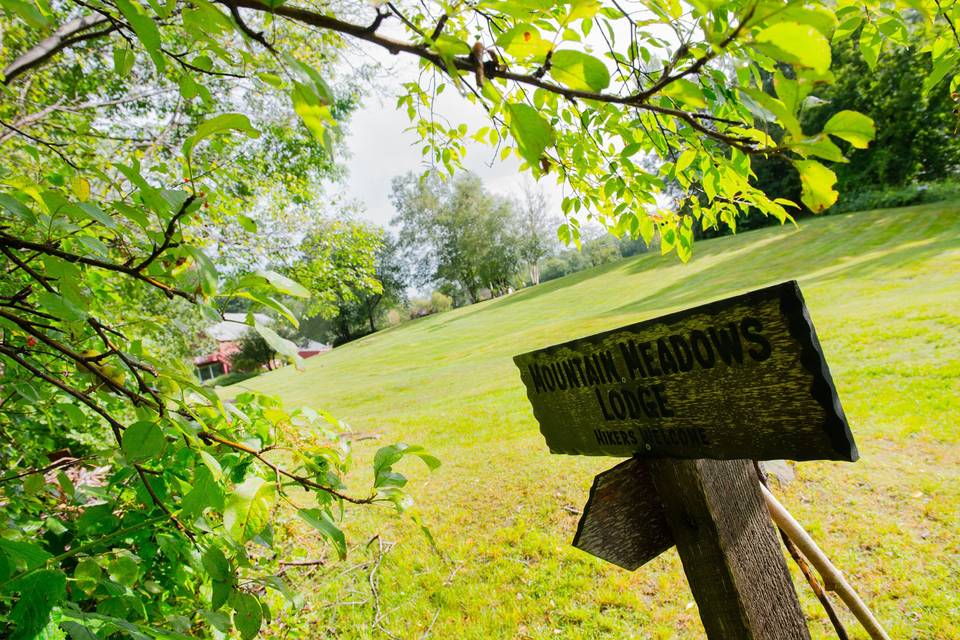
[572,456,671,570]
[513,281,857,462]
[516,282,862,639]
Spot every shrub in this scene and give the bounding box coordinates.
[205,371,261,387]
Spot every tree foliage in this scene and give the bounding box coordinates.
[748,33,960,215]
[284,218,401,343]
[517,183,558,285]
[392,172,522,301]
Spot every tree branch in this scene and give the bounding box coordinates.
[0,456,87,484]
[3,15,115,85]
[223,0,771,153]
[0,344,124,442]
[0,195,197,303]
[198,430,377,505]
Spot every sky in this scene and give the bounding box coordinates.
[338,42,566,230]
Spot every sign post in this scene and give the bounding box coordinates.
[514,282,859,639]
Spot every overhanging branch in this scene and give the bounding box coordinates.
[3,15,116,85]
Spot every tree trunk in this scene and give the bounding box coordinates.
[367,296,381,333]
[530,262,541,285]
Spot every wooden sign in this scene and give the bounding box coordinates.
[513,281,857,462]
[572,456,672,570]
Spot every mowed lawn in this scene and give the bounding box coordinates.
[226,203,960,639]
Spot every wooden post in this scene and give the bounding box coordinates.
[649,458,811,640]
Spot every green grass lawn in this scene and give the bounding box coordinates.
[227,203,960,639]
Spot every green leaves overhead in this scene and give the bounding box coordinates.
[823,111,876,149]
[549,50,610,92]
[183,113,261,156]
[287,55,337,154]
[754,22,832,74]
[662,78,707,109]
[112,0,165,72]
[507,103,554,166]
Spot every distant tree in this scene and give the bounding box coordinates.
[230,331,277,372]
[517,183,557,285]
[358,235,408,333]
[287,219,383,343]
[392,172,521,303]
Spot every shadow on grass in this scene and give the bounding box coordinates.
[422,202,959,332]
[600,204,960,319]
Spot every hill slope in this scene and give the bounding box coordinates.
[230,203,960,639]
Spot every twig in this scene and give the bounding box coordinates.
[279,559,326,567]
[0,456,87,484]
[760,483,892,640]
[135,464,195,540]
[420,607,441,639]
[367,536,399,639]
[0,344,124,442]
[755,463,848,639]
[197,431,377,504]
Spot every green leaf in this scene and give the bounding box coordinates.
[297,508,346,560]
[202,546,231,582]
[254,322,302,366]
[255,270,310,298]
[183,113,260,156]
[740,87,802,138]
[286,55,333,102]
[923,54,957,94]
[549,50,610,92]
[495,24,552,59]
[212,579,231,610]
[113,0,166,72]
[231,592,262,640]
[292,83,335,152]
[1,0,49,28]
[662,78,707,109]
[107,551,139,587]
[432,35,470,58]
[859,23,880,70]
[7,570,66,640]
[789,135,846,162]
[113,44,136,76]
[674,148,697,173]
[506,103,554,166]
[223,476,274,542]
[822,110,875,149]
[181,466,224,518]
[754,22,832,74]
[794,159,838,212]
[0,539,52,572]
[121,421,166,463]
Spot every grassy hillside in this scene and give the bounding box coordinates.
[228,203,960,639]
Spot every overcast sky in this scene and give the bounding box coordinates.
[338,43,566,230]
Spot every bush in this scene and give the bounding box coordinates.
[205,371,260,387]
[431,291,453,313]
[831,180,960,214]
[408,291,454,318]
